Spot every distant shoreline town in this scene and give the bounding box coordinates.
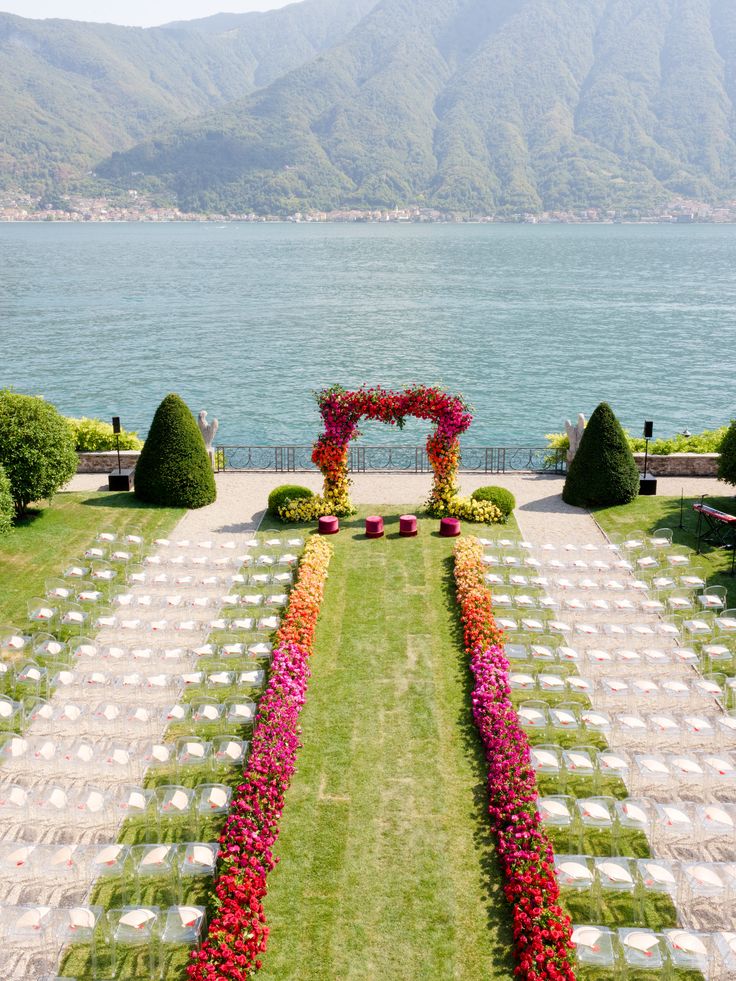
[3,191,736,224]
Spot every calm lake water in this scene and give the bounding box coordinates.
[1,222,734,446]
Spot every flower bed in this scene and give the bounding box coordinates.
[454,538,575,980]
[188,535,333,981]
[278,385,502,523]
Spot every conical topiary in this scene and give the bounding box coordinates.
[134,394,216,509]
[562,402,639,508]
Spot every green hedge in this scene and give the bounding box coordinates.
[134,393,216,509]
[66,416,142,452]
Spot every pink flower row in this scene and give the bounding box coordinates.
[454,537,576,981]
[188,536,333,981]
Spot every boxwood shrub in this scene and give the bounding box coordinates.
[268,484,314,518]
[470,485,516,519]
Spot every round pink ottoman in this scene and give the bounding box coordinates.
[439,517,461,538]
[318,515,339,535]
[365,515,384,539]
[400,514,418,537]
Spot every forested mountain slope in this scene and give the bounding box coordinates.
[99,0,736,213]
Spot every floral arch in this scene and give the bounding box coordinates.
[278,385,502,524]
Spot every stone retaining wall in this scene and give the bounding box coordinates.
[77,451,141,473]
[633,452,719,477]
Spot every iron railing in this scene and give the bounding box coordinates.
[215,445,564,474]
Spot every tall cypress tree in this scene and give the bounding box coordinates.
[562,402,639,507]
[134,393,216,509]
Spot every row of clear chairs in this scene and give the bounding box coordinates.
[1,711,256,761]
[1,690,263,735]
[539,794,736,853]
[531,743,736,794]
[483,552,691,572]
[572,923,736,977]
[497,615,683,639]
[505,641,708,667]
[518,701,736,744]
[510,669,726,704]
[0,903,206,980]
[0,780,233,837]
[558,854,736,922]
[38,639,272,667]
[0,839,219,898]
[110,590,289,610]
[153,535,302,549]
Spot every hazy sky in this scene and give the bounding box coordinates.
[0,1,294,27]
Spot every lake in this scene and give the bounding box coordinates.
[1,222,734,446]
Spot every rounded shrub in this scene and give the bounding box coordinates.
[0,464,13,536]
[562,401,639,508]
[0,390,78,516]
[717,420,736,487]
[268,484,314,518]
[134,393,216,509]
[471,485,516,519]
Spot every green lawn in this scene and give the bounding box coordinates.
[256,508,516,981]
[0,491,183,626]
[593,494,736,607]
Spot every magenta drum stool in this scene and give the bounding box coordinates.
[318,516,339,535]
[365,516,384,539]
[439,517,461,538]
[399,515,418,537]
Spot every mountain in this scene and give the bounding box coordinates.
[0,0,377,194]
[99,0,736,214]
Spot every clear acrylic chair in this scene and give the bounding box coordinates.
[131,844,177,906]
[155,786,194,842]
[537,795,577,851]
[570,925,617,969]
[662,928,712,972]
[178,844,219,899]
[107,906,160,979]
[159,905,206,980]
[617,927,664,968]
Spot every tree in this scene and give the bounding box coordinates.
[717,420,736,487]
[562,402,639,507]
[0,465,13,535]
[0,390,78,516]
[134,393,216,509]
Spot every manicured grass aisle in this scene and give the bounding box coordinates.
[258,509,515,981]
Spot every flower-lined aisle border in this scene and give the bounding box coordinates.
[454,537,575,981]
[277,385,502,523]
[188,535,333,981]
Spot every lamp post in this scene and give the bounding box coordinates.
[639,420,657,496]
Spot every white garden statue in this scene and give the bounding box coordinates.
[564,413,586,464]
[198,410,219,466]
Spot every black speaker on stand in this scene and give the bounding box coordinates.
[639,420,657,496]
[108,415,133,491]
